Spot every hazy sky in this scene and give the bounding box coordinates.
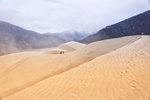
[0,0,149,33]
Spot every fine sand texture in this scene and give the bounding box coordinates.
[0,36,150,100]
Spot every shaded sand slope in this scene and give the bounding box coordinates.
[58,41,86,52]
[0,36,142,99]
[3,36,150,100]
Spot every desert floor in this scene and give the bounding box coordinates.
[0,36,150,100]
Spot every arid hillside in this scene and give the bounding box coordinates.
[0,21,66,56]
[81,10,150,44]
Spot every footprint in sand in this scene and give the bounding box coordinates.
[80,84,86,91]
[117,96,128,100]
[119,86,125,92]
[87,71,92,78]
[130,86,137,90]
[77,79,83,84]
[107,97,113,100]
[129,80,137,90]
[70,92,77,100]
[132,64,135,66]
[128,61,131,63]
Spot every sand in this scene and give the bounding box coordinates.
[44,48,67,54]
[0,36,150,100]
[58,41,86,52]
[44,41,86,54]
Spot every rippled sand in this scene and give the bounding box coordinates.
[0,36,150,100]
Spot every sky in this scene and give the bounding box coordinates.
[0,0,149,33]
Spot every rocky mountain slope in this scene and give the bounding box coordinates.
[0,21,66,55]
[81,10,150,44]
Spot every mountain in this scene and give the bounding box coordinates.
[0,21,66,55]
[80,10,150,44]
[47,30,93,42]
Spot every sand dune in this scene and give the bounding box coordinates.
[44,48,67,54]
[44,41,86,54]
[0,36,150,100]
[58,41,86,52]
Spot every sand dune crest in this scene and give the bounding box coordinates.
[58,41,86,52]
[44,41,86,54]
[44,49,67,54]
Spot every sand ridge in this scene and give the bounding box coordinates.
[0,37,147,100]
[44,48,67,54]
[44,41,86,54]
[58,41,86,52]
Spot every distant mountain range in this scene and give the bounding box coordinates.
[0,10,150,55]
[46,30,93,42]
[0,21,66,55]
[80,10,150,44]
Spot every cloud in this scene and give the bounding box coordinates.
[0,0,149,33]
[0,0,3,4]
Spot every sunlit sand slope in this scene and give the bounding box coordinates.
[0,36,147,100]
[3,36,150,100]
[0,52,42,75]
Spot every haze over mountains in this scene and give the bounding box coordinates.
[47,30,93,42]
[0,21,93,55]
[0,10,150,55]
[81,10,150,44]
[0,21,66,55]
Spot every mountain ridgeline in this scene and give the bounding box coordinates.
[0,10,150,55]
[81,10,150,44]
[47,30,93,42]
[0,21,66,55]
